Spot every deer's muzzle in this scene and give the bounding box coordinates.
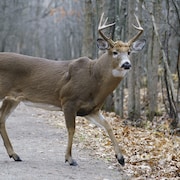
[121,62,131,70]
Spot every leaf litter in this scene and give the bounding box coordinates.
[38,110,180,179]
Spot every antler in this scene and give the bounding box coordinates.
[128,14,144,46]
[98,12,115,47]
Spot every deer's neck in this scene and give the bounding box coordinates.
[92,53,123,106]
[94,52,122,82]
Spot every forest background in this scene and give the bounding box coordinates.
[0,0,179,128]
[0,0,180,178]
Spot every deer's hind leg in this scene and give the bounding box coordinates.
[0,98,21,161]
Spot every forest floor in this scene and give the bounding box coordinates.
[0,103,179,179]
[48,111,180,179]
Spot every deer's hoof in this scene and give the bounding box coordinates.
[9,154,22,161]
[65,159,78,166]
[70,160,78,166]
[115,154,125,166]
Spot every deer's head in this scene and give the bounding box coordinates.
[97,13,146,78]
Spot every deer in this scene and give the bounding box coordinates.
[0,13,145,166]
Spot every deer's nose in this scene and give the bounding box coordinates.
[121,62,131,69]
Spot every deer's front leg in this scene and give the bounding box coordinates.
[63,104,77,166]
[0,99,21,161]
[85,111,125,166]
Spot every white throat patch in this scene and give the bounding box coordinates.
[112,69,128,78]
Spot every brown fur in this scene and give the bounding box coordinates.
[0,52,122,113]
[0,51,125,165]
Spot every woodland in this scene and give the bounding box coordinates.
[0,0,179,179]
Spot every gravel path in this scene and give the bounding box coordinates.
[0,104,128,180]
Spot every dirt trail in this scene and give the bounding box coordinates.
[0,104,128,180]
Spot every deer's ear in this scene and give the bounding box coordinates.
[131,39,146,52]
[97,38,109,50]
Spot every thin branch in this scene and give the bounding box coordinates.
[150,13,176,97]
[177,42,180,102]
[172,0,180,24]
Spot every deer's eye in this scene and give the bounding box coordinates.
[113,51,118,56]
[128,51,131,55]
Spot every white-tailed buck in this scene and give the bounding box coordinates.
[0,13,145,166]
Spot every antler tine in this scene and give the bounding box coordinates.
[98,12,104,28]
[128,14,144,46]
[98,12,115,47]
[132,14,143,30]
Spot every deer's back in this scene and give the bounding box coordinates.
[0,53,69,104]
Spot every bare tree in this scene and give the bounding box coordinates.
[127,0,143,122]
[82,0,93,58]
[0,0,83,60]
[143,0,180,128]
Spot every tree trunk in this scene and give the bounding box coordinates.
[127,0,141,121]
[82,0,93,58]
